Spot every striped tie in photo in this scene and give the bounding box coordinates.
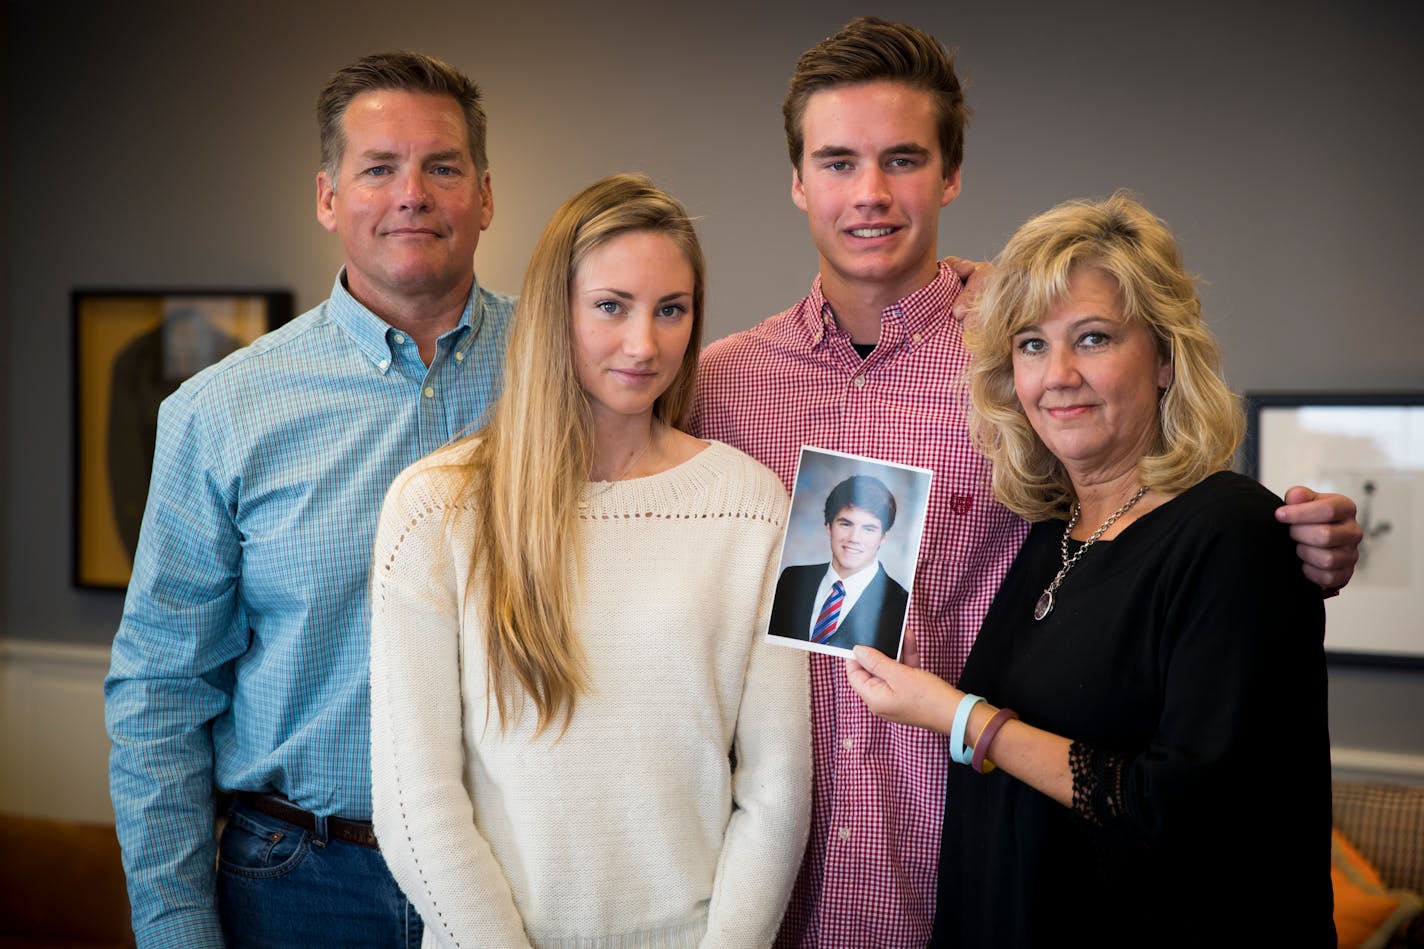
[812,580,845,644]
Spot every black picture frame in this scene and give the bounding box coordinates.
[72,288,294,590]
[1244,392,1424,669]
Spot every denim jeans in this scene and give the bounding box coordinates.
[216,799,423,948]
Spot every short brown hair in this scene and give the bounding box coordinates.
[317,51,488,185]
[783,17,970,176]
[824,475,897,532]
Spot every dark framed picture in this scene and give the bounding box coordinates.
[73,289,294,589]
[1244,392,1424,668]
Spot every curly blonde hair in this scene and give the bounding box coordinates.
[967,193,1243,521]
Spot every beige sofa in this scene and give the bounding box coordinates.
[1333,780,1424,948]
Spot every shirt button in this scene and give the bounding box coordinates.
[454,351,465,362]
[838,827,852,842]
[842,737,854,751]
[393,332,406,344]
[912,332,923,344]
[378,359,390,371]
[423,386,435,399]
[853,376,866,388]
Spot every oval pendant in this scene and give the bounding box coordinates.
[1033,590,1054,621]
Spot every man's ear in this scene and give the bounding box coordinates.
[478,171,494,231]
[940,167,962,208]
[791,166,808,212]
[316,171,338,234]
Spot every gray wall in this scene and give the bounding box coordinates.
[5,1,1422,755]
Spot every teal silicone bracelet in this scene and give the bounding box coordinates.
[950,693,984,766]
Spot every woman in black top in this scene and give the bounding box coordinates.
[847,194,1334,948]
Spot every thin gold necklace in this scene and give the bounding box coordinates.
[580,421,658,507]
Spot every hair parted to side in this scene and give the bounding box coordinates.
[823,475,898,532]
[452,173,705,736]
[783,16,970,177]
[967,192,1244,522]
[317,50,488,185]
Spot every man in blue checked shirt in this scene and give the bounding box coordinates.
[104,52,511,949]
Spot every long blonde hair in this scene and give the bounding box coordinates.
[458,173,705,734]
[967,193,1243,521]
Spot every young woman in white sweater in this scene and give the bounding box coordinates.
[368,174,812,949]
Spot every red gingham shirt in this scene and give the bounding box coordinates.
[690,262,1028,948]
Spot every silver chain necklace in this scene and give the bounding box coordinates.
[1033,486,1149,621]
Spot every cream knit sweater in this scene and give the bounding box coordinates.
[370,440,811,949]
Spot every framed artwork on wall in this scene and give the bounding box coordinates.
[72,289,294,590]
[1244,392,1424,667]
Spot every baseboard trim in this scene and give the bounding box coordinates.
[1332,746,1424,784]
[0,637,112,669]
[0,638,115,821]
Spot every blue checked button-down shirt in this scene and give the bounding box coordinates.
[105,272,514,948]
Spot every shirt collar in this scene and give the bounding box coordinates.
[326,269,480,373]
[822,559,882,602]
[801,260,963,352]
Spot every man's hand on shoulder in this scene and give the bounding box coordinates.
[1275,486,1362,596]
[944,256,992,326]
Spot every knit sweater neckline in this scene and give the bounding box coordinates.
[578,439,752,518]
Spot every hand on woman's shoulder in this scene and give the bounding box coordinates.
[1189,470,1300,540]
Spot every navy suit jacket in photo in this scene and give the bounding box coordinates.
[767,561,909,658]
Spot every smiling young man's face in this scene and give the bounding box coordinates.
[826,504,889,579]
[791,80,960,310]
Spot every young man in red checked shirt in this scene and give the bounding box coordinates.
[688,16,1362,948]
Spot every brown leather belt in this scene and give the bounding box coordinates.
[235,792,379,849]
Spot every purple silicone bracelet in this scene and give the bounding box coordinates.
[971,707,1018,774]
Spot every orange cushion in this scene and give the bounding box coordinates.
[1332,827,1423,949]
